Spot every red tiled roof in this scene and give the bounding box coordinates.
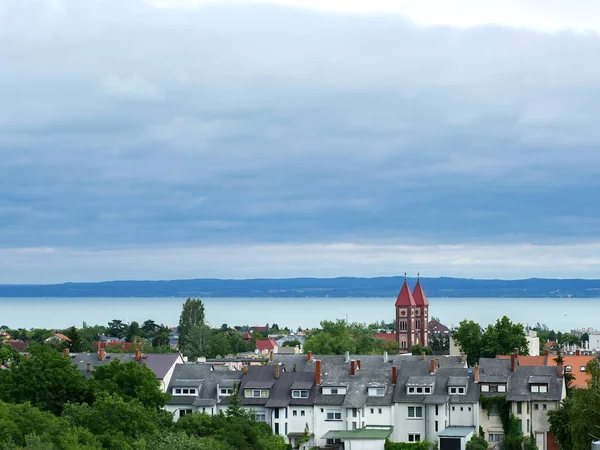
[412,279,429,306]
[375,333,397,342]
[252,326,269,332]
[54,333,71,342]
[395,279,416,307]
[255,339,277,352]
[93,341,136,351]
[243,332,251,339]
[429,319,450,334]
[7,340,27,352]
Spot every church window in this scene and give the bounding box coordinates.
[399,320,407,331]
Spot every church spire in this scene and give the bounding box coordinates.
[395,277,416,307]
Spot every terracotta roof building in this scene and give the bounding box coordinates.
[395,277,429,351]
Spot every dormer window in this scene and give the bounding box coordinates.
[245,389,269,398]
[368,387,385,397]
[530,384,548,393]
[481,384,506,393]
[323,386,347,395]
[173,388,197,396]
[292,390,309,398]
[220,388,233,396]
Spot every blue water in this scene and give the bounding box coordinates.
[0,297,591,331]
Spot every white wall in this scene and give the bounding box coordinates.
[448,403,477,427]
[314,404,347,448]
[392,404,426,443]
[589,333,600,351]
[364,405,393,428]
[344,438,386,450]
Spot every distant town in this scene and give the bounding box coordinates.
[0,279,597,450]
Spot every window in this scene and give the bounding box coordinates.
[408,387,415,394]
[490,406,499,416]
[424,387,432,394]
[581,366,587,372]
[368,387,385,396]
[326,410,342,421]
[534,404,539,410]
[301,410,305,417]
[543,404,547,411]
[323,387,346,395]
[435,421,438,432]
[370,408,374,414]
[292,390,309,398]
[253,411,266,422]
[399,320,407,331]
[435,405,439,416]
[352,408,357,418]
[408,434,421,442]
[416,319,421,329]
[175,388,181,394]
[527,419,530,433]
[378,408,382,414]
[416,387,423,394]
[174,388,197,395]
[220,388,233,396]
[489,433,503,442]
[498,385,506,393]
[460,407,464,412]
[531,384,548,393]
[452,406,455,411]
[565,366,572,373]
[274,409,279,419]
[468,407,472,411]
[245,389,268,398]
[352,422,357,429]
[517,402,522,414]
[518,420,522,432]
[179,409,192,417]
[293,410,297,417]
[458,387,465,394]
[274,423,279,434]
[450,387,457,394]
[408,406,423,418]
[481,385,490,392]
[253,390,261,398]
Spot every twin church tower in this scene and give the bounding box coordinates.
[395,276,429,351]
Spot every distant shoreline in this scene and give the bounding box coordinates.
[1,276,599,298]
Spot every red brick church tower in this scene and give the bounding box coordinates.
[395,275,429,351]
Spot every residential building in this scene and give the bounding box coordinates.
[165,363,244,420]
[71,348,183,392]
[478,353,565,450]
[526,330,540,356]
[45,333,71,343]
[256,338,279,355]
[395,278,429,350]
[429,319,450,336]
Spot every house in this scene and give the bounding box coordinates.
[45,333,71,343]
[165,363,244,420]
[6,340,28,352]
[375,333,397,342]
[252,325,269,334]
[395,278,429,350]
[255,339,278,355]
[239,363,317,449]
[71,348,183,392]
[243,332,251,342]
[478,353,565,450]
[429,319,450,336]
[497,349,595,390]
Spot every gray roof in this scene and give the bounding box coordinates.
[290,381,314,390]
[244,380,275,389]
[406,377,436,387]
[479,359,564,402]
[448,376,469,387]
[438,426,475,438]
[72,353,182,380]
[166,364,244,408]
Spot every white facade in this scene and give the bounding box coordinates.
[589,333,600,351]
[527,330,540,356]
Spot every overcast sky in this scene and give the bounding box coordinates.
[1,0,599,283]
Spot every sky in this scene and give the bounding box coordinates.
[1,0,600,283]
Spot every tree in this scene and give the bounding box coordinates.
[283,340,301,347]
[451,320,483,366]
[226,383,244,418]
[179,298,206,350]
[0,345,86,415]
[304,319,394,355]
[466,434,488,450]
[410,344,433,355]
[107,320,126,339]
[142,319,158,335]
[63,326,84,352]
[86,359,168,409]
[125,321,142,343]
[181,323,213,359]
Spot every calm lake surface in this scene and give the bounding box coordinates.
[0,297,595,331]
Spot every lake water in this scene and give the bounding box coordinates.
[0,297,594,331]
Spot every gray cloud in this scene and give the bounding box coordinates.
[1,1,599,280]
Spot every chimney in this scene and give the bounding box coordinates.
[557,362,563,378]
[357,360,361,370]
[243,365,248,374]
[474,364,479,383]
[23,353,29,359]
[98,348,105,361]
[421,352,426,361]
[307,351,312,361]
[135,349,142,361]
[392,366,397,385]
[545,349,549,356]
[435,358,440,368]
[315,360,321,385]
[87,363,92,372]
[345,351,350,363]
[511,353,516,372]
[430,359,435,375]
[576,349,580,356]
[274,363,280,379]
[350,360,356,376]
[269,351,274,361]
[63,348,69,357]
[514,348,519,357]
[383,351,388,363]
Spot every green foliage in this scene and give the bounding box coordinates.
[0,344,23,365]
[304,319,397,355]
[549,358,600,450]
[225,383,244,418]
[141,432,233,450]
[0,345,86,415]
[523,433,538,450]
[86,359,169,409]
[384,439,434,450]
[479,395,510,432]
[453,316,528,366]
[177,412,289,450]
[282,339,301,347]
[501,415,527,450]
[0,401,101,449]
[466,435,488,450]
[429,335,449,353]
[410,344,433,355]
[125,321,142,343]
[63,326,84,353]
[178,298,206,350]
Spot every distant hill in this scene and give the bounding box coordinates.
[1,276,600,298]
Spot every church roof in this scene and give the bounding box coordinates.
[412,279,429,306]
[395,279,416,307]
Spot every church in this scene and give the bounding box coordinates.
[395,276,429,351]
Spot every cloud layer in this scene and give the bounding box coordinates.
[1,0,599,282]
